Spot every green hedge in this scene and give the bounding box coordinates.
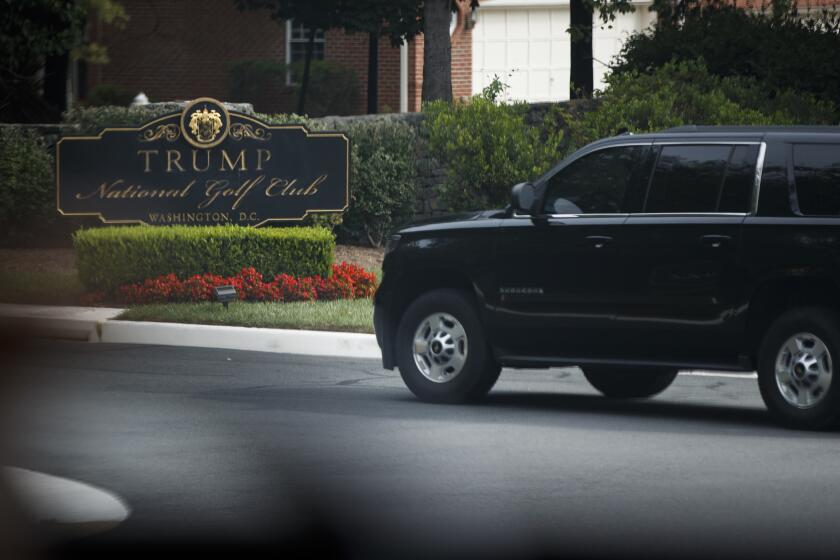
[0,127,55,238]
[260,113,418,246]
[74,225,334,292]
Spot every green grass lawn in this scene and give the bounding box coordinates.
[117,298,375,333]
[0,271,86,306]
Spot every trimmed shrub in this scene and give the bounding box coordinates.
[424,89,565,212]
[0,127,55,238]
[567,59,837,148]
[338,120,417,246]
[73,225,335,292]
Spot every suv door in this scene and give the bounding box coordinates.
[492,143,651,361]
[617,142,760,366]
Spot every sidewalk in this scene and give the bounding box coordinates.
[0,303,123,342]
[0,303,381,359]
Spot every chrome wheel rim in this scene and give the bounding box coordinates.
[412,313,468,383]
[775,332,833,409]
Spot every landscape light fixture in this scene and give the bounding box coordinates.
[213,285,237,309]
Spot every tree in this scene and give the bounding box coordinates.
[421,0,454,103]
[236,0,344,114]
[338,0,422,114]
[569,0,594,99]
[613,2,840,107]
[238,0,422,114]
[0,0,127,122]
[568,0,636,99]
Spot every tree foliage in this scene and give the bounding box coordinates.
[235,0,422,114]
[567,59,837,148]
[425,79,566,211]
[613,2,840,106]
[337,0,422,44]
[0,0,127,121]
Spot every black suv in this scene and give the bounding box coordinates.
[374,126,840,430]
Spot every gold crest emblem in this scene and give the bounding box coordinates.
[188,107,223,144]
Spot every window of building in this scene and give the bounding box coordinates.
[543,146,646,214]
[286,20,325,85]
[644,145,753,213]
[793,144,840,216]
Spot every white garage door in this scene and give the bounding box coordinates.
[592,6,656,91]
[472,1,655,102]
[472,6,571,102]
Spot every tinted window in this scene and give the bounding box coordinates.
[719,145,759,213]
[793,144,840,215]
[543,146,645,214]
[645,145,731,213]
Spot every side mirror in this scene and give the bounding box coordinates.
[510,182,537,215]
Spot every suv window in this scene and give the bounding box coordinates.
[793,144,840,215]
[644,145,756,213]
[543,145,646,214]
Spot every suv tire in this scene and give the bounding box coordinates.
[582,367,678,398]
[396,289,501,403]
[758,307,840,430]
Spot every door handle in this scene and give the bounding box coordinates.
[586,235,613,249]
[700,234,731,248]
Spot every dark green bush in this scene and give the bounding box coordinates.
[615,3,840,114]
[567,59,838,148]
[338,120,417,246]
[228,59,287,114]
[424,88,565,212]
[82,84,136,107]
[0,127,55,237]
[229,59,360,116]
[74,225,335,292]
[289,60,361,117]
[261,113,418,246]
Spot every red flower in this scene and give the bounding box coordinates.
[108,262,378,305]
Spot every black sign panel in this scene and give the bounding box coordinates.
[57,98,349,226]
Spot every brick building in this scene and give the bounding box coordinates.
[85,0,475,115]
[82,0,835,115]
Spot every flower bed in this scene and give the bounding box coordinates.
[107,262,376,306]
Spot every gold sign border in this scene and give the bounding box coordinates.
[56,110,351,228]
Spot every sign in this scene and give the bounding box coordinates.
[56,97,349,226]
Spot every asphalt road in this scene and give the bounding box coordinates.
[3,340,840,559]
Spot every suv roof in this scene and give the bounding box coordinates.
[589,126,840,148]
[665,125,840,133]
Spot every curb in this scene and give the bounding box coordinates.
[3,467,130,537]
[101,320,380,359]
[0,303,381,360]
